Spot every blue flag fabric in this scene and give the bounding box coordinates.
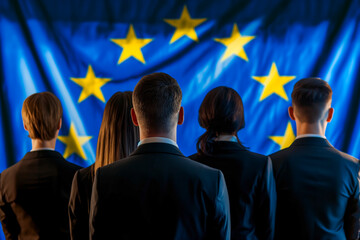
[0,0,360,238]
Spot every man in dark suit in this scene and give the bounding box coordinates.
[89,73,231,240]
[0,92,81,239]
[270,78,360,240]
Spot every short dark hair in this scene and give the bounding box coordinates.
[22,92,63,140]
[197,86,245,155]
[133,72,182,131]
[291,78,332,123]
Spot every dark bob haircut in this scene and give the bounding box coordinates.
[197,86,245,155]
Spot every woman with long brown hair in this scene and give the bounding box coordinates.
[68,91,139,239]
[190,86,277,240]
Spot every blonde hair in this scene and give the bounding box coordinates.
[94,91,139,174]
[21,92,62,140]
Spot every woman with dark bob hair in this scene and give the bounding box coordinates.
[190,86,276,240]
[68,91,139,239]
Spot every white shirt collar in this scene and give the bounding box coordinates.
[31,147,55,152]
[138,137,178,148]
[296,134,326,140]
[215,135,238,142]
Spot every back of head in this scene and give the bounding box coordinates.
[95,91,140,173]
[291,78,332,123]
[132,72,182,133]
[21,92,63,140]
[197,86,245,155]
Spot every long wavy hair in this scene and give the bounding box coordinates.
[94,91,140,174]
[196,86,245,156]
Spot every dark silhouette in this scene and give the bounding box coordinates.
[190,86,276,240]
[0,92,81,239]
[270,78,360,240]
[89,73,231,240]
[68,91,139,239]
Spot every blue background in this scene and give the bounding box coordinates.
[0,0,360,238]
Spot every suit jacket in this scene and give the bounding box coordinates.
[68,164,94,240]
[89,142,231,240]
[190,141,276,240]
[0,150,81,240]
[270,137,360,240]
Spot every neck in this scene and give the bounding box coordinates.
[296,121,326,136]
[139,127,177,142]
[31,138,56,151]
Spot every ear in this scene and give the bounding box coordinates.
[177,107,184,125]
[131,108,139,126]
[326,107,334,122]
[57,118,62,130]
[288,106,296,120]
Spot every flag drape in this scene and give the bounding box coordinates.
[0,0,359,237]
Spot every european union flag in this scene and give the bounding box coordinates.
[0,0,359,237]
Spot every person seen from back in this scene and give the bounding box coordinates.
[68,91,139,239]
[0,92,81,239]
[190,86,276,240]
[89,72,231,240]
[270,78,360,240]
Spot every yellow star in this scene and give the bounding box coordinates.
[214,23,255,62]
[164,5,207,44]
[252,62,296,101]
[70,65,111,103]
[110,24,153,64]
[269,122,296,150]
[58,123,92,160]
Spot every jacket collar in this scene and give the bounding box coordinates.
[212,141,247,152]
[290,137,333,148]
[137,137,178,148]
[23,150,64,160]
[131,142,185,158]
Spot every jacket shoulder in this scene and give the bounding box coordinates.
[242,149,268,162]
[54,153,82,172]
[330,148,360,170]
[0,158,23,182]
[191,148,268,167]
[62,160,82,172]
[333,149,359,163]
[100,153,222,186]
[76,165,94,185]
[269,147,291,159]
